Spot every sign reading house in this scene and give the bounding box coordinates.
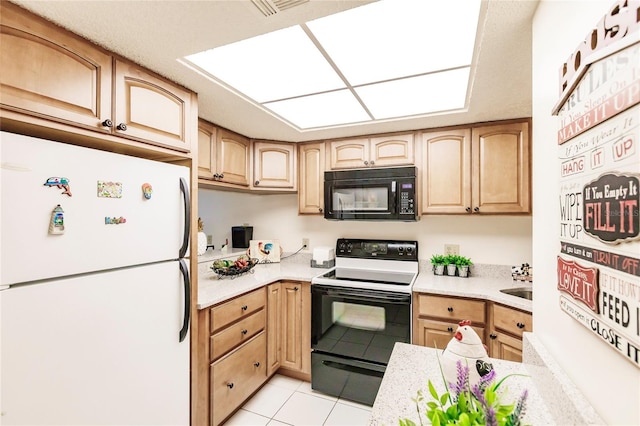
[554,0,640,368]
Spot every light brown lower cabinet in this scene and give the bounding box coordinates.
[211,332,267,425]
[267,281,311,381]
[487,303,533,362]
[412,292,533,362]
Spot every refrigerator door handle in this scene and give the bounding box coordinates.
[178,258,191,343]
[179,177,191,258]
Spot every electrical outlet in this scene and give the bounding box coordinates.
[302,238,310,248]
[207,235,213,245]
[444,244,459,256]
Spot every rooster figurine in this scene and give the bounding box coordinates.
[441,319,494,386]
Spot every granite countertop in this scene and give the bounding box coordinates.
[369,343,553,425]
[197,254,322,310]
[413,272,533,312]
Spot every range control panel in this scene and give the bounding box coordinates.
[335,238,418,261]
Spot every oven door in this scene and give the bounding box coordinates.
[324,178,398,220]
[310,285,411,405]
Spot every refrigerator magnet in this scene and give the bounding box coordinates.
[97,181,123,198]
[142,183,153,199]
[49,204,65,235]
[44,177,72,196]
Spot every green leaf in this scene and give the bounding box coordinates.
[459,413,471,426]
[427,401,439,410]
[440,392,450,406]
[428,380,439,400]
[458,392,468,412]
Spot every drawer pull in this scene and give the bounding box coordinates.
[447,307,453,312]
[101,119,113,128]
[489,333,497,339]
[116,123,127,131]
[517,322,526,329]
[241,329,248,335]
[241,305,248,311]
[254,362,260,368]
[294,286,299,291]
[447,327,453,332]
[227,382,234,389]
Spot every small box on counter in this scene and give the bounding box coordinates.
[311,246,335,268]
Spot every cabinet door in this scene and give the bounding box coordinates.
[329,138,370,169]
[0,2,112,131]
[472,122,530,213]
[489,332,523,362]
[211,332,267,426]
[421,129,471,214]
[217,129,250,186]
[370,133,415,167]
[415,319,485,349]
[267,283,282,376]
[197,121,216,179]
[298,142,325,214]
[253,141,296,190]
[114,60,193,152]
[280,282,303,371]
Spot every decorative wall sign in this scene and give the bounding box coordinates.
[97,181,123,198]
[554,0,639,368]
[44,177,72,196]
[48,204,65,234]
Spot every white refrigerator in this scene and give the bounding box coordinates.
[0,131,191,425]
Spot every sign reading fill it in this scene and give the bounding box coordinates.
[554,0,640,368]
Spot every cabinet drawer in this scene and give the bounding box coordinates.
[492,304,532,337]
[210,288,266,333]
[211,332,267,426]
[417,319,485,349]
[417,294,485,324]
[210,309,266,362]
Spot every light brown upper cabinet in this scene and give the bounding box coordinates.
[113,60,193,152]
[0,2,194,153]
[421,121,530,214]
[198,120,250,187]
[329,133,415,169]
[252,141,297,191]
[298,142,326,214]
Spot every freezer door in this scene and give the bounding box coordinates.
[0,261,189,425]
[1,131,190,285]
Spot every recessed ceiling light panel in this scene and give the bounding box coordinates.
[185,25,345,103]
[264,90,371,129]
[306,0,481,85]
[355,67,470,119]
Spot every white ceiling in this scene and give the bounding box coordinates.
[10,0,539,142]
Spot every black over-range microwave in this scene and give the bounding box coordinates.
[324,166,418,221]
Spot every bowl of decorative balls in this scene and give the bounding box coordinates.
[211,255,259,278]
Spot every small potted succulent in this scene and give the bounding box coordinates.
[456,256,473,278]
[430,254,447,276]
[444,254,459,276]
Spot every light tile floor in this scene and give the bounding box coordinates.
[224,374,372,426]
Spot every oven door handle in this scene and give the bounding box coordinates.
[322,360,386,377]
[320,288,410,304]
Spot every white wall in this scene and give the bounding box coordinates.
[198,189,532,265]
[533,1,639,424]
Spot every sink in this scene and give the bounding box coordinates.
[500,287,533,300]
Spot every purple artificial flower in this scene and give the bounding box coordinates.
[509,388,529,426]
[449,360,470,402]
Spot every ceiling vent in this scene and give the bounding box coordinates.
[251,0,309,17]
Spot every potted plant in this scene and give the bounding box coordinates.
[445,254,458,276]
[456,256,473,278]
[430,254,447,276]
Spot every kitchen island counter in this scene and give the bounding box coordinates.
[369,342,551,425]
